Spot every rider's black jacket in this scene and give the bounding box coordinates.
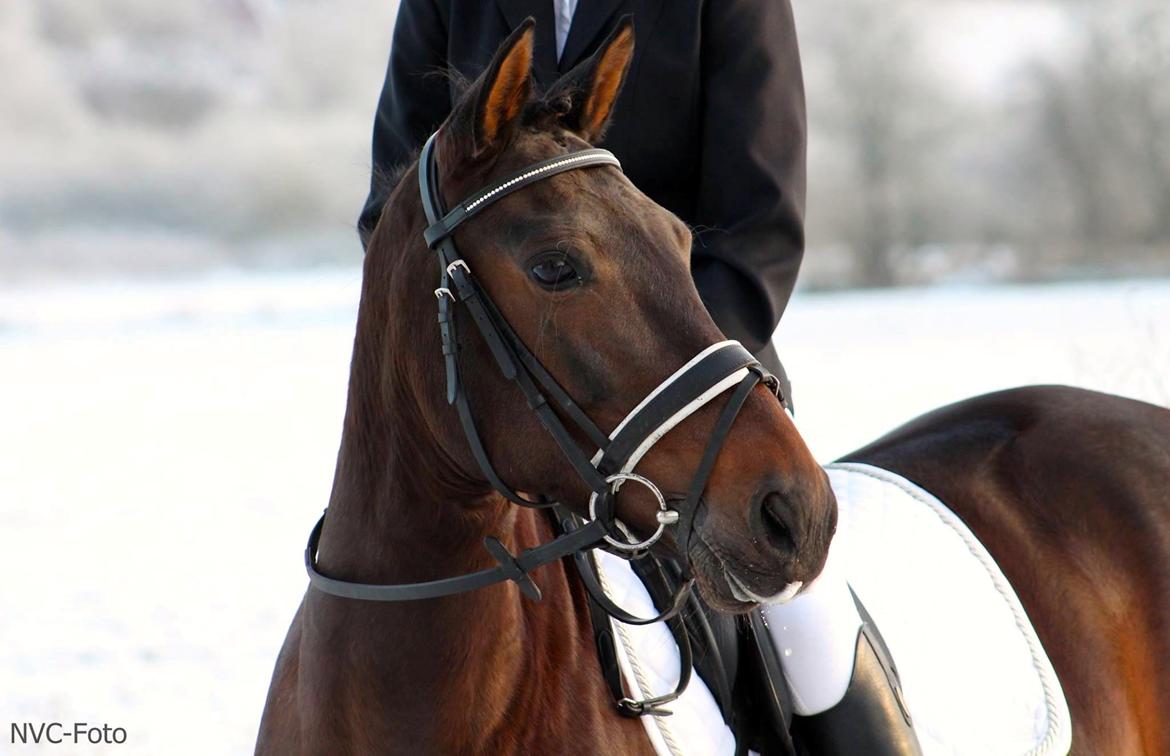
[359,0,807,374]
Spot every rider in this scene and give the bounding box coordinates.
[360,1,920,753]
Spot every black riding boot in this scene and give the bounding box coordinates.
[790,598,923,756]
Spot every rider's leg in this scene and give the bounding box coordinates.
[761,535,922,754]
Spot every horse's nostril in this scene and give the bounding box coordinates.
[760,492,797,552]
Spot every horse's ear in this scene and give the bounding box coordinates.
[441,19,535,165]
[545,17,634,143]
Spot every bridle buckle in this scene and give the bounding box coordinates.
[446,259,470,277]
[618,696,675,718]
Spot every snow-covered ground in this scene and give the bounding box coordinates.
[1,271,1167,754]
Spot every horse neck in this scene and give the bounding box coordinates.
[303,241,602,746]
[316,212,509,586]
[310,366,598,747]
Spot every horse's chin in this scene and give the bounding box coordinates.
[688,537,805,614]
[693,571,759,614]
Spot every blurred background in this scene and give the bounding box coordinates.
[1,1,1167,753]
[3,0,1170,283]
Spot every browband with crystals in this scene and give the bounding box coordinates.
[423,148,622,248]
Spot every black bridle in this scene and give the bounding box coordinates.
[305,131,790,716]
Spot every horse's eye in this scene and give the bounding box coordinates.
[529,254,581,290]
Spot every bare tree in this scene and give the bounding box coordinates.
[799,0,953,287]
[1025,2,1170,267]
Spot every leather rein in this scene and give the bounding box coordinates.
[304,131,791,717]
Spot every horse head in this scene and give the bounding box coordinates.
[364,19,836,612]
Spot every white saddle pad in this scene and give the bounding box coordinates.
[826,462,1071,755]
[594,462,1072,756]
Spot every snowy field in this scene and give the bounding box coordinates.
[1,271,1167,754]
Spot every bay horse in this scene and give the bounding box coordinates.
[257,20,1170,755]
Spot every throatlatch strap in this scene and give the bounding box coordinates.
[305,509,608,601]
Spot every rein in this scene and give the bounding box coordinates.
[305,131,790,717]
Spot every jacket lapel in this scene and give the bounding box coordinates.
[557,0,627,72]
[496,0,559,86]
